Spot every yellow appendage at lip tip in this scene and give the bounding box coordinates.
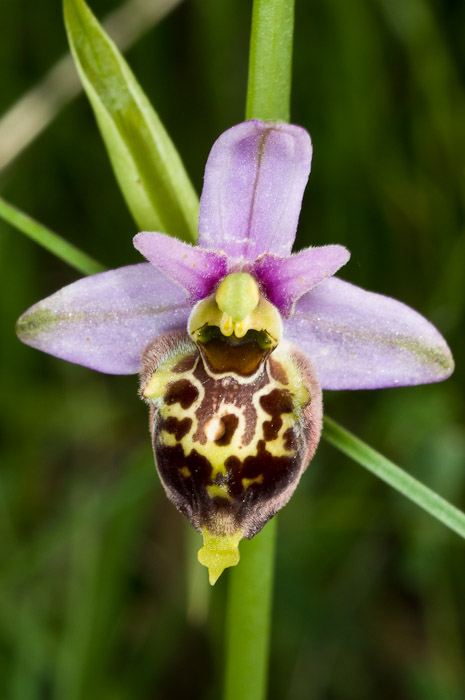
[198,528,242,585]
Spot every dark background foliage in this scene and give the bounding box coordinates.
[0,0,464,698]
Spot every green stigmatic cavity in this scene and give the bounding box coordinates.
[189,273,283,347]
[139,280,323,585]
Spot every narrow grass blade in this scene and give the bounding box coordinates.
[0,0,185,172]
[63,0,199,241]
[323,415,465,540]
[0,196,104,276]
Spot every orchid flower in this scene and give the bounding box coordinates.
[16,120,454,584]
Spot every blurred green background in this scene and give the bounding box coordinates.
[1,0,464,698]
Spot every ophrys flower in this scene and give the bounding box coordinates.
[17,121,454,583]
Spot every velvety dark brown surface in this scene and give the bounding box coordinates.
[150,340,321,538]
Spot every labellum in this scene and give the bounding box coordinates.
[140,272,322,583]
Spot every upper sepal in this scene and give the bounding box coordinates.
[197,120,312,260]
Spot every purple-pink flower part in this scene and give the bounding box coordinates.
[17,119,453,389]
[16,120,454,580]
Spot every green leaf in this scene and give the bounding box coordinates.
[63,0,198,242]
[323,416,465,540]
[0,196,105,276]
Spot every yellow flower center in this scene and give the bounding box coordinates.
[215,272,260,336]
[188,272,282,351]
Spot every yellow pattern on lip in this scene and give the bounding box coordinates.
[206,483,232,501]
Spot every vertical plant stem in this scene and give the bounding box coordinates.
[246,0,295,122]
[223,4,295,699]
[185,524,210,626]
[224,519,277,700]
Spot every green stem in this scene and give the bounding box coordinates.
[246,0,295,122]
[323,415,465,539]
[224,519,277,700]
[185,524,210,626]
[223,4,296,698]
[0,196,105,276]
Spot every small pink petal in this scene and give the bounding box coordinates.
[16,264,191,374]
[134,231,228,300]
[254,245,350,317]
[283,277,454,390]
[198,120,312,260]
